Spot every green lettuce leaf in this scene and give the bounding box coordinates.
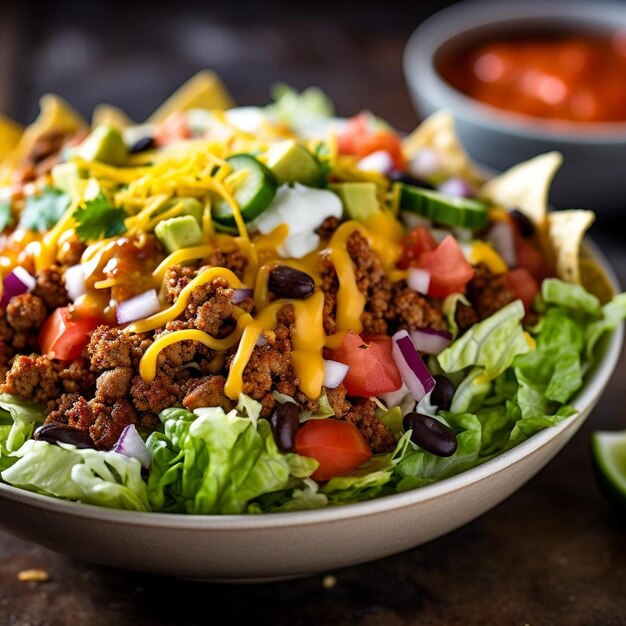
[540,278,601,316]
[438,300,531,379]
[1,440,149,511]
[146,397,318,514]
[266,84,334,127]
[450,366,492,413]
[442,293,471,339]
[585,293,626,360]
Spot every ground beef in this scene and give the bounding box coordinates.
[94,367,133,404]
[1,354,59,404]
[130,372,182,415]
[65,395,94,431]
[342,398,396,454]
[56,358,95,394]
[88,326,152,371]
[316,216,341,242]
[33,267,69,311]
[184,277,234,337]
[0,343,14,380]
[26,130,71,165]
[182,375,234,411]
[163,264,197,304]
[152,320,198,368]
[6,293,47,332]
[384,283,445,332]
[236,305,298,417]
[203,247,248,280]
[90,399,137,450]
[325,384,351,419]
[56,234,86,268]
[455,263,517,332]
[45,393,81,426]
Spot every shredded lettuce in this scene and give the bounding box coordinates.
[266,84,334,128]
[0,394,45,469]
[1,440,149,511]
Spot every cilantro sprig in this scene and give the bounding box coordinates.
[19,186,70,233]
[73,194,128,242]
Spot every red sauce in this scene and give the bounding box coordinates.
[439,33,626,123]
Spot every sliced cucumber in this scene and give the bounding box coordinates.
[592,430,626,517]
[213,154,278,226]
[398,183,489,230]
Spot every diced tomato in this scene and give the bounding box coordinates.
[396,226,438,269]
[327,331,402,398]
[515,238,552,283]
[337,113,405,170]
[154,113,191,147]
[417,235,475,298]
[295,419,373,481]
[39,307,101,361]
[505,268,539,312]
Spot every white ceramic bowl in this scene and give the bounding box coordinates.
[0,245,621,582]
[404,0,626,211]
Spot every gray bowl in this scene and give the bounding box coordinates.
[404,0,626,212]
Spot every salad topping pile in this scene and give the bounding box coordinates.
[0,71,623,514]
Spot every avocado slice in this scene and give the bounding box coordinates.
[330,182,381,222]
[155,215,204,253]
[265,140,325,187]
[76,124,128,166]
[51,162,84,196]
[162,197,204,225]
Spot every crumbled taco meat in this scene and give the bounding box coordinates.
[182,375,233,412]
[88,326,152,370]
[33,267,69,311]
[1,354,60,404]
[6,293,47,332]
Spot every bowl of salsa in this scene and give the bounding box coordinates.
[404,0,626,211]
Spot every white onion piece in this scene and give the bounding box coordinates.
[380,381,412,410]
[407,267,431,295]
[232,288,253,304]
[323,359,350,389]
[1,267,36,307]
[486,220,517,268]
[116,289,160,325]
[112,424,151,469]
[408,148,442,180]
[391,330,435,402]
[357,150,394,174]
[409,328,453,355]
[255,334,268,348]
[64,264,86,302]
[438,177,476,198]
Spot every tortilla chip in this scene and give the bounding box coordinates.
[0,113,23,161]
[92,104,134,129]
[147,70,235,123]
[480,152,562,226]
[579,248,615,304]
[546,209,595,284]
[402,110,485,184]
[0,94,85,184]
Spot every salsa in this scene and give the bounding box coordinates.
[439,33,626,123]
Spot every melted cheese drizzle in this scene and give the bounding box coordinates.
[224,291,326,400]
[127,267,241,334]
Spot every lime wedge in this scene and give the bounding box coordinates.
[591,430,626,516]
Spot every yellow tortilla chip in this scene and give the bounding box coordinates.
[579,249,615,304]
[0,113,23,161]
[546,209,595,284]
[148,70,235,123]
[402,110,485,184]
[480,152,562,226]
[92,104,134,129]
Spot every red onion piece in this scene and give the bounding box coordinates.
[357,150,394,174]
[391,330,435,402]
[1,267,36,307]
[409,148,441,179]
[438,177,476,198]
[64,264,86,302]
[409,327,453,355]
[323,359,350,389]
[112,424,151,469]
[232,288,253,304]
[407,267,431,295]
[486,220,517,268]
[116,289,160,325]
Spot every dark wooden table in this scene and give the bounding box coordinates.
[1,3,625,624]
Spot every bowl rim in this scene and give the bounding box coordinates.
[404,0,626,142]
[0,239,622,530]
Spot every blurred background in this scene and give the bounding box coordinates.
[0,0,458,128]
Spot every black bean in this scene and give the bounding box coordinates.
[268,265,315,300]
[510,209,535,238]
[129,136,155,154]
[402,412,458,457]
[388,171,435,190]
[33,423,95,449]
[269,402,300,452]
[431,375,455,411]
